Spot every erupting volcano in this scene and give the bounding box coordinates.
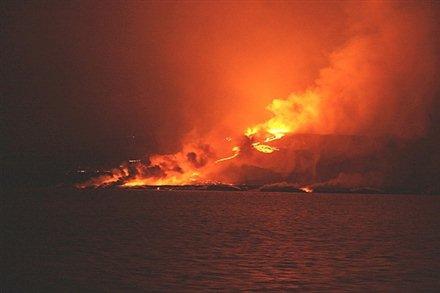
[4,2,440,291]
[76,1,440,194]
[77,90,322,188]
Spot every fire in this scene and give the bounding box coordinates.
[78,90,322,188]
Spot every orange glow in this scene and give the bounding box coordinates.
[246,91,320,141]
[215,146,241,163]
[218,90,321,158]
[76,168,129,188]
[75,2,439,192]
[300,186,313,193]
[251,143,279,154]
[122,171,200,187]
[79,89,323,188]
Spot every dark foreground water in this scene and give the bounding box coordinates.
[2,188,440,291]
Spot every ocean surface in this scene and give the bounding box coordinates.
[3,188,440,291]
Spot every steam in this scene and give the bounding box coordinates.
[220,1,440,139]
[78,2,440,192]
[77,141,217,188]
[221,2,440,191]
[313,2,440,138]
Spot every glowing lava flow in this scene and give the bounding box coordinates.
[248,91,319,138]
[216,90,320,162]
[215,146,241,163]
[78,90,322,188]
[251,142,279,154]
[300,186,313,193]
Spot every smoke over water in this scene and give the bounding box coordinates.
[78,2,440,193]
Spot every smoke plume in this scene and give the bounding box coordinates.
[79,1,440,192]
[313,1,440,138]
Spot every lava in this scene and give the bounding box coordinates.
[300,186,313,193]
[77,3,440,190]
[215,146,241,163]
[77,90,322,188]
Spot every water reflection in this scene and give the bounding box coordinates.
[3,189,440,290]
